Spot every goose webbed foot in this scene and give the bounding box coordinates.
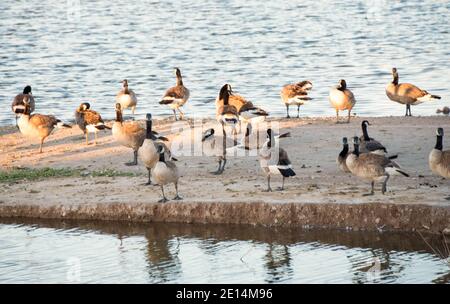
[277,187,284,191]
[262,187,273,192]
[363,192,375,196]
[173,195,183,200]
[125,160,137,166]
[158,197,168,203]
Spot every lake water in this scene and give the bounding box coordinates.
[0,219,448,283]
[0,0,449,126]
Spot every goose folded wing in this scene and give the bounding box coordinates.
[30,114,58,128]
[84,110,103,125]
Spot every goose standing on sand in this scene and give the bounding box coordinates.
[112,103,145,166]
[216,84,240,135]
[139,114,172,185]
[152,145,181,202]
[329,79,356,123]
[14,101,71,153]
[386,68,441,116]
[346,137,409,195]
[259,129,296,191]
[429,128,450,178]
[75,103,111,145]
[359,120,387,155]
[280,80,313,118]
[159,68,190,121]
[116,79,138,114]
[202,127,237,174]
[337,137,351,173]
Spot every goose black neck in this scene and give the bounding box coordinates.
[176,72,183,86]
[219,85,229,105]
[123,85,129,94]
[392,73,399,85]
[146,120,153,139]
[159,151,166,162]
[339,144,349,158]
[435,134,443,151]
[362,123,370,140]
[352,144,360,156]
[115,109,123,122]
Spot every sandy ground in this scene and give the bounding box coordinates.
[0,116,449,207]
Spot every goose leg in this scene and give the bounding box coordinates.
[178,107,184,120]
[125,150,138,166]
[347,109,351,123]
[278,177,285,191]
[173,182,183,200]
[158,185,168,203]
[94,132,98,145]
[173,109,178,121]
[363,181,375,196]
[336,109,340,123]
[144,168,152,185]
[297,105,300,118]
[85,132,88,145]
[382,175,390,195]
[39,138,44,153]
[408,105,412,116]
[263,175,273,192]
[131,106,136,115]
[211,160,222,175]
[220,158,227,173]
[286,105,290,118]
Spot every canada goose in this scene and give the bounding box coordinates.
[437,106,450,115]
[116,79,138,114]
[329,79,356,123]
[12,85,35,126]
[346,137,409,195]
[280,81,313,118]
[159,68,190,121]
[226,85,268,125]
[337,137,350,173]
[227,123,290,152]
[14,101,71,153]
[386,68,441,116]
[216,84,239,135]
[139,113,171,185]
[202,127,237,174]
[259,129,296,191]
[359,120,387,155]
[112,103,145,166]
[429,128,450,179]
[75,102,111,145]
[152,145,181,202]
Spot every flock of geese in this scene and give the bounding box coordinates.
[9,67,449,202]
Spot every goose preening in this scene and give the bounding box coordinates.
[159,68,190,121]
[436,106,450,115]
[337,137,351,173]
[12,85,35,114]
[216,84,240,135]
[386,68,441,116]
[14,101,71,153]
[259,129,296,191]
[329,79,356,123]
[202,127,237,174]
[152,145,181,203]
[359,120,387,155]
[75,102,111,145]
[346,137,409,195]
[429,128,450,179]
[112,103,145,166]
[139,113,171,185]
[116,79,138,114]
[280,80,313,118]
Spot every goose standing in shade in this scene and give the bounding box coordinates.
[12,85,35,126]
[139,113,172,185]
[259,129,296,191]
[112,103,145,166]
[429,128,450,178]
[116,79,138,114]
[346,137,409,195]
[359,120,387,155]
[159,68,190,121]
[14,101,71,153]
[280,80,313,118]
[329,79,356,123]
[152,145,181,202]
[202,127,237,174]
[337,137,351,173]
[75,102,111,145]
[386,68,441,116]
[216,84,240,135]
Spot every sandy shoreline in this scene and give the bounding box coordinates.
[1,116,449,233]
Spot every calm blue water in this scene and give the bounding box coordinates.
[0,1,449,125]
[0,219,449,283]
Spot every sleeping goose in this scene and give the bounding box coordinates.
[329,79,356,123]
[14,101,71,153]
[359,120,387,155]
[112,103,145,166]
[386,68,441,116]
[159,68,190,121]
[280,80,313,118]
[216,84,240,135]
[259,129,296,191]
[346,137,409,195]
[116,79,138,114]
[75,102,111,145]
[202,127,237,174]
[429,128,450,179]
[152,145,181,202]
[139,113,171,185]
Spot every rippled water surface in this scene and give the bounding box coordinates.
[0,219,449,283]
[0,0,449,126]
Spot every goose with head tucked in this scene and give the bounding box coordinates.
[14,101,71,153]
[159,68,190,121]
[429,128,450,179]
[75,102,111,145]
[329,79,356,123]
[280,80,313,118]
[386,68,441,116]
[112,103,145,166]
[116,79,138,115]
[152,145,181,203]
